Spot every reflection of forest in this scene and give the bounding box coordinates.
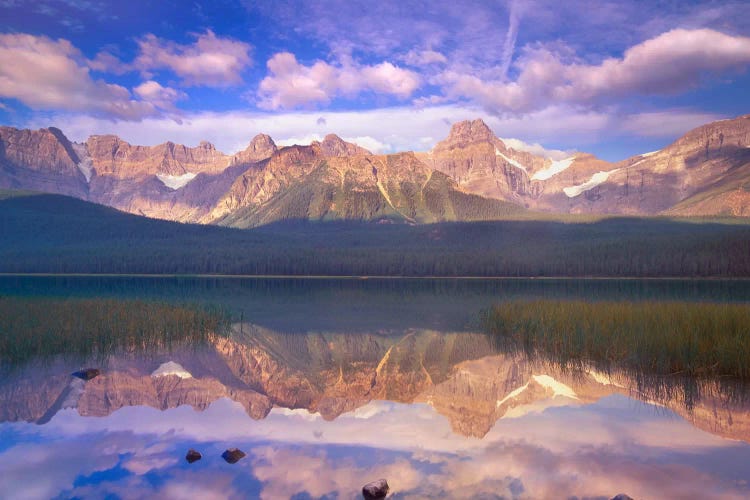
[2,326,748,443]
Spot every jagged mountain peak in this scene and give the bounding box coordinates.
[3,113,750,223]
[443,118,497,147]
[314,134,371,157]
[232,133,278,165]
[248,133,276,150]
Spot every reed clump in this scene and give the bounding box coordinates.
[483,300,750,380]
[0,297,230,365]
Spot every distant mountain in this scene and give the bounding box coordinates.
[213,145,523,228]
[559,115,750,216]
[1,114,749,224]
[421,115,750,216]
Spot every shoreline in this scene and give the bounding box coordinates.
[2,273,750,281]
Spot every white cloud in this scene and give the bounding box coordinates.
[501,137,574,160]
[439,28,750,113]
[619,110,725,137]
[560,28,750,99]
[343,136,390,153]
[87,50,130,75]
[257,52,420,109]
[30,104,727,161]
[28,105,484,154]
[403,49,447,66]
[134,81,186,113]
[275,134,324,147]
[272,134,389,154]
[134,30,252,87]
[0,33,158,120]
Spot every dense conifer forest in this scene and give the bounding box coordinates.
[2,191,750,277]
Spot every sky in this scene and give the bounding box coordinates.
[1,0,749,160]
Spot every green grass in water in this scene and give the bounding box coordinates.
[483,300,750,380]
[0,297,231,366]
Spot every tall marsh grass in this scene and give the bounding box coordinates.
[483,300,750,380]
[0,297,230,366]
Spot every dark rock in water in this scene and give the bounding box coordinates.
[362,478,389,499]
[72,368,100,381]
[611,495,634,500]
[222,448,246,464]
[185,449,202,463]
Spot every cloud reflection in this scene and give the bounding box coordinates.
[1,394,749,499]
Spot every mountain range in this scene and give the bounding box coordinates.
[1,114,749,227]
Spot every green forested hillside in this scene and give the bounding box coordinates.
[2,191,750,277]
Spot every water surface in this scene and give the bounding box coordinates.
[1,276,750,499]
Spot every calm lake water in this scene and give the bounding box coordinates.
[2,276,750,499]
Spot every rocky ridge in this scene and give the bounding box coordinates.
[1,114,749,224]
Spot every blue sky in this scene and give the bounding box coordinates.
[1,0,749,160]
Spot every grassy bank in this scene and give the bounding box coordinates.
[483,300,750,380]
[0,297,230,366]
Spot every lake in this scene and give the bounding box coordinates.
[2,276,750,499]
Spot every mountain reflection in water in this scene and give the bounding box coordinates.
[1,277,750,498]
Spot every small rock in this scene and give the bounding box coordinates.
[611,495,634,500]
[222,448,246,464]
[362,478,389,499]
[72,368,100,381]
[185,449,202,463]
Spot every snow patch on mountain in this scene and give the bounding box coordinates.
[156,172,197,190]
[500,137,573,160]
[72,143,93,182]
[496,149,528,173]
[531,156,576,180]
[564,169,619,197]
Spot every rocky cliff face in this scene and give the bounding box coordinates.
[0,126,80,175]
[84,135,229,179]
[421,119,528,201]
[213,142,523,228]
[421,116,750,216]
[0,126,89,198]
[315,134,371,157]
[1,115,749,223]
[231,133,278,166]
[420,119,614,208]
[559,115,750,215]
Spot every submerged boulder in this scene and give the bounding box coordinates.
[222,448,246,464]
[611,495,634,500]
[72,368,100,381]
[185,449,202,463]
[362,478,389,499]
